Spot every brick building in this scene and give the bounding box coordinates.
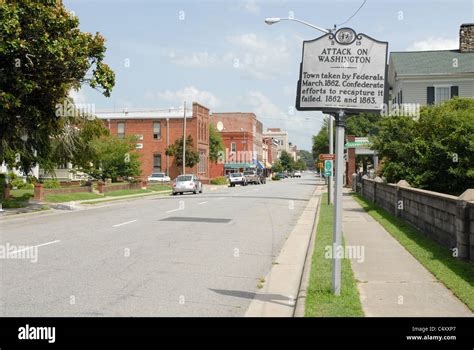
[96,102,211,182]
[209,112,265,176]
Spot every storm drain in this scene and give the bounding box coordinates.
[160,217,231,223]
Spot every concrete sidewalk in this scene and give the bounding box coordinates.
[343,191,472,317]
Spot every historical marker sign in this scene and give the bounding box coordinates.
[296,28,388,113]
[324,160,333,176]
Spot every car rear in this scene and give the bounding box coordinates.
[173,175,196,194]
[229,173,246,186]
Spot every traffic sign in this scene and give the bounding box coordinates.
[324,160,333,176]
[318,162,324,169]
[319,153,335,161]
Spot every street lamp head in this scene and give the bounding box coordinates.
[265,17,281,25]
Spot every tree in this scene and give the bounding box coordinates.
[372,98,474,195]
[81,135,142,182]
[293,159,307,171]
[298,150,314,169]
[209,124,224,163]
[312,118,329,161]
[345,112,383,137]
[279,150,294,171]
[271,160,284,173]
[165,135,200,171]
[0,1,115,174]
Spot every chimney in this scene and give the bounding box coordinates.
[459,23,474,52]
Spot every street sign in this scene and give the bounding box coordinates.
[324,160,333,176]
[318,162,324,169]
[295,27,388,113]
[319,153,335,161]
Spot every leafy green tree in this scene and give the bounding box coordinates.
[298,150,314,169]
[209,124,224,163]
[293,159,307,171]
[372,98,474,195]
[312,118,329,161]
[0,1,115,174]
[345,112,383,137]
[271,160,284,173]
[81,135,142,182]
[165,135,200,171]
[279,150,294,171]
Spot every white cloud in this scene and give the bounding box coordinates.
[406,37,458,51]
[69,89,87,104]
[225,33,291,80]
[168,50,219,68]
[247,90,287,118]
[242,0,260,14]
[154,86,220,108]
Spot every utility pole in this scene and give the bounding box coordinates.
[182,101,186,175]
[332,110,345,296]
[328,115,334,204]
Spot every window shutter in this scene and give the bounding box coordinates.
[427,87,435,105]
[451,86,459,98]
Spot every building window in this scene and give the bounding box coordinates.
[231,142,236,153]
[117,122,125,138]
[153,122,161,140]
[198,149,206,174]
[153,154,161,172]
[435,87,450,104]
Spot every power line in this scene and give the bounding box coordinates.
[336,0,367,27]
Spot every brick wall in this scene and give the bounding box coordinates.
[357,177,474,261]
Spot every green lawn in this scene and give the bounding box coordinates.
[1,189,34,208]
[305,193,364,317]
[44,192,103,203]
[104,189,152,197]
[147,184,172,192]
[352,193,474,311]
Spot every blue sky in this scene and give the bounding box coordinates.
[65,0,473,150]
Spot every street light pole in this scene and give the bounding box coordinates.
[182,101,186,175]
[264,17,331,34]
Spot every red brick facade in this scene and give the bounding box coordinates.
[100,103,210,183]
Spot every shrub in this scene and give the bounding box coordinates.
[10,178,26,189]
[272,176,280,181]
[43,179,61,189]
[210,176,228,185]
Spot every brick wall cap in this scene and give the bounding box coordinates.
[362,175,370,179]
[374,176,384,183]
[396,180,411,187]
[458,189,474,202]
[35,183,44,188]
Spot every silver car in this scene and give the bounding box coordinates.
[172,174,203,195]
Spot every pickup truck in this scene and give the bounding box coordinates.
[243,170,261,185]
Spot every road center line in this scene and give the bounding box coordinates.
[166,208,182,213]
[113,220,137,227]
[197,201,208,205]
[10,240,61,254]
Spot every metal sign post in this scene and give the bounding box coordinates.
[328,115,334,205]
[332,110,345,295]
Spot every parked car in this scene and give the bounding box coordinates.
[276,172,286,179]
[148,172,170,182]
[294,171,302,178]
[229,172,247,187]
[172,174,202,195]
[243,170,261,185]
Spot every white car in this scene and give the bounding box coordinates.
[148,172,171,182]
[229,172,247,187]
[294,171,302,178]
[172,174,202,195]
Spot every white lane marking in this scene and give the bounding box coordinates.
[166,208,182,213]
[10,240,61,254]
[197,201,208,205]
[217,197,224,200]
[113,220,137,227]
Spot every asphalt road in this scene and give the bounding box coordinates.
[0,173,318,316]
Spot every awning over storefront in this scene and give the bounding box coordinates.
[255,160,265,170]
[224,162,256,169]
[265,162,272,168]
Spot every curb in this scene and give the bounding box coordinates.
[294,187,323,317]
[244,184,322,317]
